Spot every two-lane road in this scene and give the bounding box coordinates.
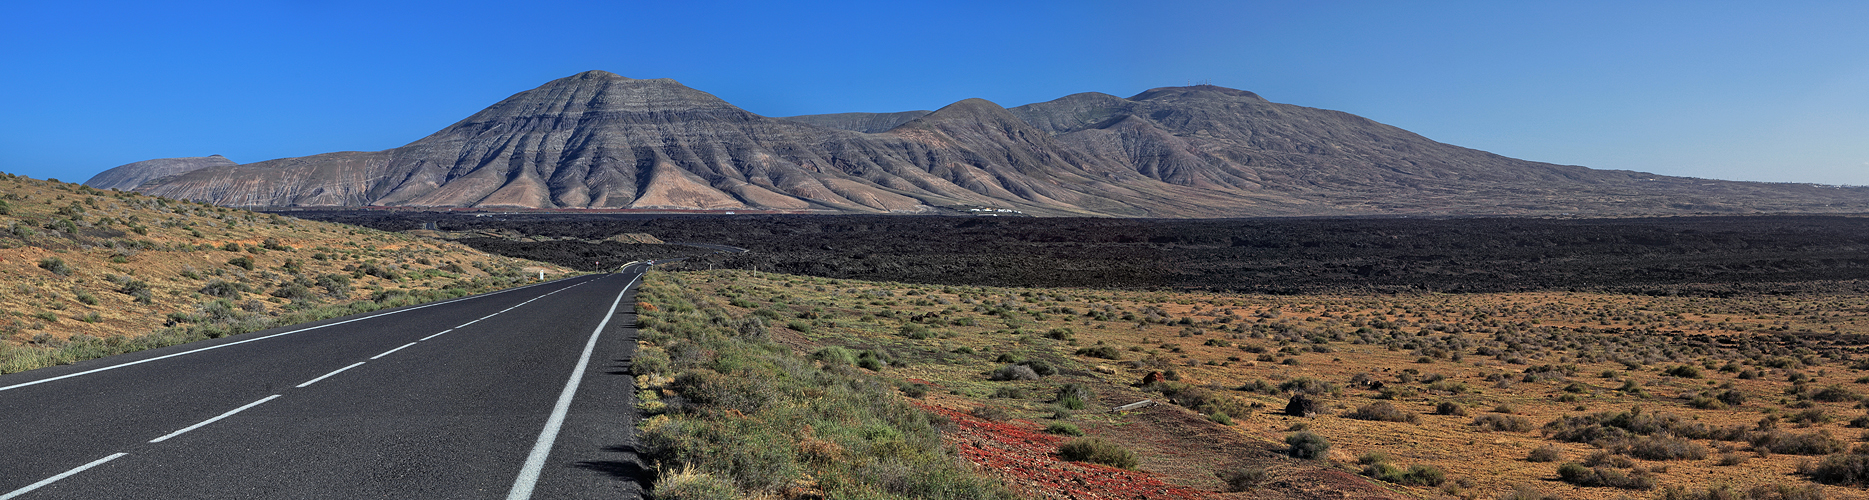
[0,265,649,499]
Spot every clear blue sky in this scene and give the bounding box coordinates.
[3,0,1865,186]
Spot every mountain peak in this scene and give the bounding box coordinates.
[568,69,626,80]
[452,71,737,126]
[889,97,1030,134]
[1129,84,1265,102]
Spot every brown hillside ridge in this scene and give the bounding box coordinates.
[102,70,1869,217]
[668,269,1869,499]
[85,154,234,191]
[0,172,570,374]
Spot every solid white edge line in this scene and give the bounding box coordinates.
[0,276,588,393]
[295,362,367,388]
[149,394,281,443]
[505,269,641,500]
[369,342,419,360]
[0,452,128,500]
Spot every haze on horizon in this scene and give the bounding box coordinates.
[2,0,1864,187]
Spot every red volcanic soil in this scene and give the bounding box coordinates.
[913,399,1410,500]
[916,402,1212,500]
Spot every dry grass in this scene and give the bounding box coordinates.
[0,173,570,372]
[667,268,1869,499]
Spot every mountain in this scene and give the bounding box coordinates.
[779,110,930,133]
[109,71,1869,217]
[85,154,235,191]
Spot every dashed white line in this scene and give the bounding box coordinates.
[0,275,619,497]
[369,343,419,360]
[149,395,281,443]
[0,277,578,393]
[296,362,366,388]
[506,270,641,500]
[0,452,127,500]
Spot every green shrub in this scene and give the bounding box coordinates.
[1345,402,1417,423]
[1435,401,1468,416]
[199,280,246,298]
[898,382,929,398]
[38,257,72,276]
[1058,438,1137,469]
[1806,451,1869,485]
[809,346,856,365]
[272,282,315,301]
[1219,467,1269,492]
[1044,423,1083,436]
[1074,345,1123,359]
[1472,414,1534,432]
[1056,383,1093,410]
[316,274,351,298]
[1556,462,1655,490]
[1528,445,1563,462]
[1285,431,1331,459]
[1753,430,1847,455]
[73,289,98,305]
[990,364,1040,381]
[1664,365,1702,378]
[1812,385,1860,403]
[227,255,254,270]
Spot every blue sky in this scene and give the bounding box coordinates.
[3,0,1865,186]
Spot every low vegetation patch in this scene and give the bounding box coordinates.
[1056,438,1138,469]
[633,272,1015,499]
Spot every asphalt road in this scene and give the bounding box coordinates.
[0,265,648,499]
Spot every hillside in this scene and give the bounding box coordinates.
[100,71,1869,217]
[0,172,570,373]
[85,155,235,191]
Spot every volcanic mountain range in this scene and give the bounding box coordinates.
[91,70,1869,217]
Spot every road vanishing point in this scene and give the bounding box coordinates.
[0,265,650,499]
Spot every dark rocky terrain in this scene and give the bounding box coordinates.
[106,71,1868,217]
[85,154,234,191]
[281,211,1869,295]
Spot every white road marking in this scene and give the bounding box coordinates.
[149,395,281,443]
[369,343,418,360]
[505,270,642,500]
[0,452,128,500]
[295,362,366,388]
[0,277,580,393]
[0,275,612,497]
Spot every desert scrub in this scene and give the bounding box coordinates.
[1057,438,1138,469]
[1,281,503,375]
[1472,414,1534,432]
[37,257,73,276]
[1556,462,1656,490]
[1286,431,1331,459]
[1360,454,1446,486]
[1344,402,1418,423]
[634,272,1015,499]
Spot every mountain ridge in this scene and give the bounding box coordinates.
[96,71,1869,217]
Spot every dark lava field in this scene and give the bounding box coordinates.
[278,211,1869,295]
